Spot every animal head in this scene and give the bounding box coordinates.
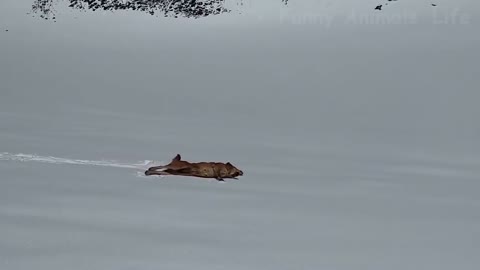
[226,162,243,178]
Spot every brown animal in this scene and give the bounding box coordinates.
[145,154,243,181]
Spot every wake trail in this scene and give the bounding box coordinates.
[0,152,161,171]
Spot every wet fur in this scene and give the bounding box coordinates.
[145,154,243,181]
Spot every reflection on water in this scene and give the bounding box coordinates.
[31,0,288,19]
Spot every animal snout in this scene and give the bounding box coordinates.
[237,170,243,176]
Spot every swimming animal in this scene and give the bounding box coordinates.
[145,154,243,181]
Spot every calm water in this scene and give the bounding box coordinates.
[1,0,480,269]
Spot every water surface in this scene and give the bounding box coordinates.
[1,0,480,269]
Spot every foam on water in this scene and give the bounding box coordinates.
[0,152,162,171]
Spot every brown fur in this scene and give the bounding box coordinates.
[145,154,243,181]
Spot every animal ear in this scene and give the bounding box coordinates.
[227,162,232,166]
[173,154,181,161]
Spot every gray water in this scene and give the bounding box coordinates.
[1,0,480,269]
